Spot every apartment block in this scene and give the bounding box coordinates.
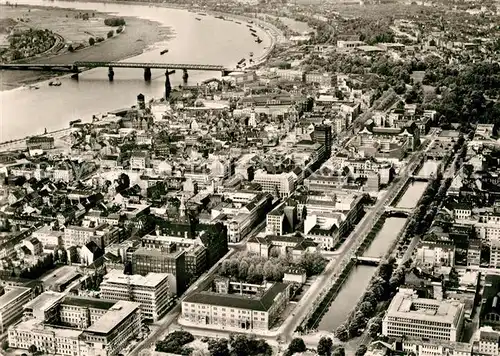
[253,170,296,198]
[415,241,455,267]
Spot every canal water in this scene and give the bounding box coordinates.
[418,160,439,178]
[395,181,428,209]
[317,181,428,331]
[0,0,272,141]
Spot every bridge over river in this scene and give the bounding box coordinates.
[0,61,245,98]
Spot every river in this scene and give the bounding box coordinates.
[317,180,428,331]
[0,0,272,141]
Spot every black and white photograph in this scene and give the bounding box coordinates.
[0,0,499,354]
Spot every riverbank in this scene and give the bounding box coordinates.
[59,0,283,62]
[0,4,173,90]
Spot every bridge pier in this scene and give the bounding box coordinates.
[165,69,172,99]
[144,67,151,82]
[70,65,79,80]
[182,69,188,84]
[108,67,114,82]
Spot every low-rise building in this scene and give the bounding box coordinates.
[181,282,290,332]
[415,241,455,267]
[26,136,55,150]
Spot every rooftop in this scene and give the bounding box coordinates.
[13,318,82,339]
[102,270,171,288]
[62,296,116,310]
[0,286,31,309]
[23,291,65,312]
[386,289,464,325]
[85,300,141,335]
[184,282,289,312]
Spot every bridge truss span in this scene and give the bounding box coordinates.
[73,61,227,71]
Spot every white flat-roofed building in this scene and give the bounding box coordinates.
[22,291,65,322]
[253,170,296,198]
[382,289,465,341]
[0,286,33,333]
[401,336,472,356]
[81,300,142,356]
[100,270,175,322]
[9,300,142,356]
[8,318,83,355]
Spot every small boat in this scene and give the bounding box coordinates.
[69,119,82,127]
[160,49,169,55]
[251,33,257,37]
[250,28,256,33]
[235,21,241,24]
[255,37,262,44]
[198,13,207,16]
[48,79,61,87]
[215,15,224,19]
[195,17,202,21]
[28,85,39,90]
[237,58,246,65]
[249,52,254,57]
[247,24,252,28]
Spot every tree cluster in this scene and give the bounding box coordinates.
[424,62,500,129]
[19,254,54,279]
[104,17,126,26]
[155,331,194,355]
[207,334,272,356]
[402,173,452,248]
[285,338,306,356]
[317,336,333,356]
[218,251,326,284]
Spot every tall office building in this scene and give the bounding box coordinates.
[313,124,333,159]
[382,289,465,342]
[100,270,175,322]
[131,246,186,294]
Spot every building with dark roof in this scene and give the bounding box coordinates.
[131,246,186,295]
[26,136,55,150]
[182,282,290,332]
[480,275,500,330]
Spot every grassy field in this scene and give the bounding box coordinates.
[1,5,122,47]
